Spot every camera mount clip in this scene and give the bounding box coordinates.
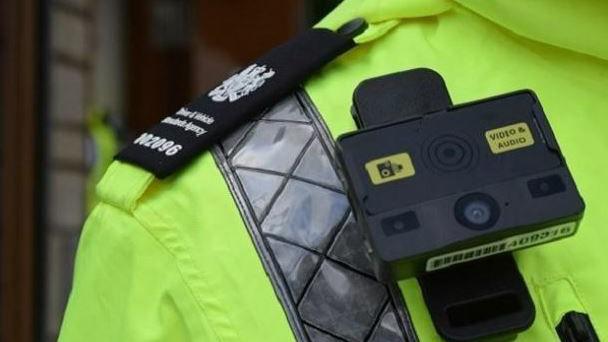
[350,69,535,341]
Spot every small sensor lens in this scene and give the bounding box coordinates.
[528,174,566,198]
[382,211,420,236]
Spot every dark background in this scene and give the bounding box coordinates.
[0,0,340,341]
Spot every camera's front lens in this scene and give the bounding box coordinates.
[463,200,491,225]
[455,193,500,230]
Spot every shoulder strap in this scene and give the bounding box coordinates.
[116,20,367,178]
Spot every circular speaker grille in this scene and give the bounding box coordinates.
[424,134,477,173]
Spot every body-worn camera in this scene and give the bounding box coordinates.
[336,69,585,281]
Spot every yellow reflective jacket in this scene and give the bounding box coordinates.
[60,1,608,341]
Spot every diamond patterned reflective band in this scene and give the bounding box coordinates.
[213,90,417,342]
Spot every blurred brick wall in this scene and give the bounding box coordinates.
[44,0,92,340]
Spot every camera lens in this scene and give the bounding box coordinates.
[454,193,500,230]
[463,201,491,225]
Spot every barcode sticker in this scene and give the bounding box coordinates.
[426,221,577,271]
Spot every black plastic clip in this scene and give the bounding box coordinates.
[419,254,535,341]
[556,311,599,342]
[337,17,369,40]
[351,68,452,128]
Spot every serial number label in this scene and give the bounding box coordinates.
[134,133,183,156]
[426,222,577,271]
[485,122,534,154]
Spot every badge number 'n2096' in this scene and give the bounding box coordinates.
[208,64,275,103]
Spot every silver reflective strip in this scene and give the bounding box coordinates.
[213,90,417,342]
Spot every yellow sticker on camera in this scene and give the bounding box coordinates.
[365,153,415,185]
[485,122,535,154]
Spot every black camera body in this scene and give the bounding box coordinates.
[336,70,585,281]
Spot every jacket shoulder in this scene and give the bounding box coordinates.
[95,161,156,212]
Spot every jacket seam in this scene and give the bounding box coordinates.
[101,199,226,342]
[533,275,590,341]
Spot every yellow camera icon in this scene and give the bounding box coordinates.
[377,160,403,178]
[365,153,415,185]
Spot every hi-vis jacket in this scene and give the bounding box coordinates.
[59,0,608,341]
